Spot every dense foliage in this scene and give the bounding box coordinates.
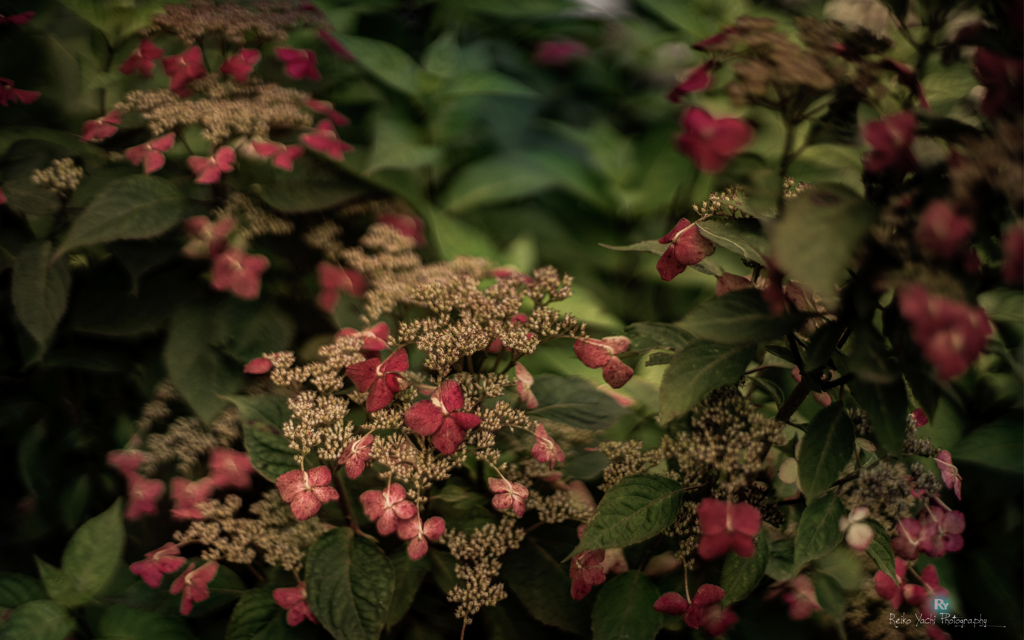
[0,1,1021,640]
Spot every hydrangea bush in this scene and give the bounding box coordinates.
[0,1,1021,640]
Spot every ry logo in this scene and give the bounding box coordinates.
[933,597,950,611]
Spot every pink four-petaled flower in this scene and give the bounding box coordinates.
[306,98,350,127]
[838,506,874,551]
[337,434,374,480]
[221,49,261,83]
[919,506,965,557]
[531,423,565,469]
[163,46,206,96]
[514,362,538,409]
[211,247,270,301]
[107,449,144,475]
[569,548,606,600]
[130,542,186,588]
[276,47,321,81]
[934,451,962,500]
[897,285,992,380]
[182,215,234,259]
[862,111,917,174]
[653,583,727,629]
[125,472,165,520]
[0,77,40,106]
[675,107,753,174]
[656,218,716,281]
[914,200,974,260]
[573,336,634,389]
[170,561,219,616]
[251,140,305,171]
[873,557,926,609]
[768,574,822,621]
[300,119,354,161]
[273,582,318,627]
[360,484,417,536]
[170,476,217,520]
[82,110,122,142]
[397,515,445,560]
[120,39,164,78]
[379,212,427,246]
[337,322,390,356]
[696,497,761,559]
[207,448,254,490]
[125,132,176,174]
[404,380,482,455]
[346,348,409,413]
[276,466,340,521]
[487,477,529,518]
[188,146,236,184]
[316,262,366,312]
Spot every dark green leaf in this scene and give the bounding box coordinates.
[720,531,769,605]
[794,493,845,569]
[61,498,125,600]
[659,342,756,423]
[215,300,296,364]
[766,539,795,581]
[677,290,805,345]
[502,538,590,636]
[864,519,897,582]
[529,375,629,431]
[569,476,685,558]
[591,571,661,640]
[645,352,673,366]
[751,377,786,406]
[226,395,292,429]
[0,127,106,157]
[771,184,874,308]
[625,322,696,351]
[422,31,460,79]
[12,241,71,347]
[0,573,47,608]
[598,240,663,256]
[696,217,768,265]
[953,420,1024,474]
[765,345,797,364]
[56,176,187,256]
[2,180,62,217]
[386,552,429,630]
[798,405,855,499]
[252,182,365,214]
[165,304,244,423]
[189,565,246,617]
[444,72,537,98]
[904,371,941,421]
[226,587,299,640]
[803,321,845,372]
[848,379,907,456]
[0,600,75,640]
[428,551,458,594]
[811,572,848,635]
[440,153,557,213]
[337,35,422,95]
[242,424,299,482]
[35,558,88,608]
[306,528,394,640]
[94,603,195,640]
[364,111,442,175]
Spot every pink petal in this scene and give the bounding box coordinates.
[654,591,689,615]
[276,469,306,503]
[601,357,633,389]
[360,490,385,521]
[306,466,333,487]
[365,380,395,413]
[423,516,445,539]
[346,358,380,392]
[405,400,444,436]
[380,348,409,373]
[290,492,323,520]
[573,339,611,368]
[436,379,465,412]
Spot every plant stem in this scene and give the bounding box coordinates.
[776,379,809,424]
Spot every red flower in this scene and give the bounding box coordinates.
[337,433,374,479]
[569,548,606,600]
[346,349,409,413]
[897,285,992,380]
[182,215,234,259]
[130,543,186,589]
[243,357,272,375]
[221,49,261,83]
[319,29,355,60]
[170,561,219,616]
[273,582,318,626]
[656,218,716,281]
[306,98,350,127]
[0,12,34,25]
[337,321,390,356]
[251,140,304,171]
[276,466,340,521]
[170,476,217,520]
[514,362,538,409]
[404,380,481,455]
[397,515,445,560]
[300,119,354,161]
[934,451,962,500]
[379,212,427,246]
[120,39,164,78]
[163,46,206,96]
[919,506,965,557]
[1002,222,1024,285]
[106,449,144,476]
[668,63,713,102]
[125,132,176,174]
[125,472,165,520]
[82,110,121,142]
[700,603,739,636]
[532,423,565,469]
[919,565,951,616]
[0,77,40,106]
[696,498,761,559]
[873,557,922,609]
[276,47,321,81]
[892,517,923,560]
[573,336,634,388]
[862,111,917,174]
[662,585,732,630]
[909,408,929,427]
[675,107,753,174]
[208,448,254,490]
[487,477,529,518]
[533,40,589,66]
[211,247,270,301]
[359,484,417,535]
[973,49,1024,117]
[188,146,236,184]
[316,262,366,312]
[915,200,974,259]
[767,574,822,621]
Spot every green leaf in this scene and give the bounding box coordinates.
[624,322,696,351]
[591,571,661,640]
[34,559,89,609]
[226,587,303,640]
[444,72,537,98]
[94,604,195,640]
[770,184,874,308]
[797,405,855,499]
[2,180,62,217]
[0,127,106,157]
[386,552,429,631]
[226,395,291,429]
[598,240,663,256]
[677,289,805,345]
[306,528,394,640]
[848,379,907,457]
[215,300,296,364]
[165,304,244,423]
[337,35,422,96]
[569,475,685,558]
[0,600,76,640]
[61,498,125,600]
[251,181,365,214]
[440,153,557,213]
[422,31,461,79]
[242,423,299,482]
[502,539,591,636]
[720,531,769,606]
[659,342,756,423]
[12,241,71,347]
[953,420,1024,474]
[794,493,845,569]
[864,519,897,583]
[0,573,47,609]
[56,176,187,257]
[766,539,795,581]
[364,111,442,175]
[696,217,768,265]
[529,374,629,431]
[811,572,848,634]
[803,321,844,371]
